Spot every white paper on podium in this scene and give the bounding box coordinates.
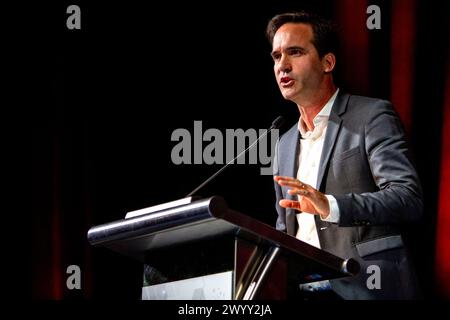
[125,197,194,219]
[141,271,233,300]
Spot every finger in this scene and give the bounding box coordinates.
[288,188,308,196]
[274,175,298,183]
[278,179,301,188]
[282,197,321,215]
[278,179,310,190]
[279,199,302,211]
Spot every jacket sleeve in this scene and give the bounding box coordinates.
[334,100,423,227]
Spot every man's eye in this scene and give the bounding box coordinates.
[272,53,281,61]
[290,49,304,56]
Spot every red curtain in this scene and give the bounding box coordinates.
[390,0,416,133]
[335,0,370,96]
[436,62,450,298]
[337,1,450,298]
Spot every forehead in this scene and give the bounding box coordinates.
[272,23,314,49]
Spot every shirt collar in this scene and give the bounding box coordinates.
[298,88,339,139]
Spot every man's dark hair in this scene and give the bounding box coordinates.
[266,11,338,58]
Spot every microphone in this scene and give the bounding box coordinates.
[186,116,285,197]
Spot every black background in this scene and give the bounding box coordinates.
[32,0,449,300]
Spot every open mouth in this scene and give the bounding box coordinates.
[280,77,294,87]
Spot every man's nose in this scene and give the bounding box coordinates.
[278,56,292,73]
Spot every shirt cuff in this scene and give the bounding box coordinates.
[321,195,340,223]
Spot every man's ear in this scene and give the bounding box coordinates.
[322,53,336,73]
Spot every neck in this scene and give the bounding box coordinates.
[298,81,336,131]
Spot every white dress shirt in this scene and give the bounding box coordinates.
[295,89,340,248]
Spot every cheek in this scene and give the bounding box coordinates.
[297,63,320,80]
[274,69,281,84]
[273,65,279,76]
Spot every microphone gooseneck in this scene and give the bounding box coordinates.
[185,116,285,198]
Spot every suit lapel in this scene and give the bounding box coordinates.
[279,125,300,235]
[280,125,300,199]
[316,92,349,191]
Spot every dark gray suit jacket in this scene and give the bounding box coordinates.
[274,91,423,299]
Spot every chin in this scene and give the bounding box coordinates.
[281,91,297,101]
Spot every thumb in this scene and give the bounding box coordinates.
[279,199,301,211]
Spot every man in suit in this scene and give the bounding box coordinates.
[268,12,422,299]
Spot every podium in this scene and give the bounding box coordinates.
[87,196,359,299]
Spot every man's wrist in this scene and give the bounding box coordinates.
[322,195,340,223]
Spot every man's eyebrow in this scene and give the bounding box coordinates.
[270,50,279,57]
[270,46,306,56]
[286,46,306,52]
